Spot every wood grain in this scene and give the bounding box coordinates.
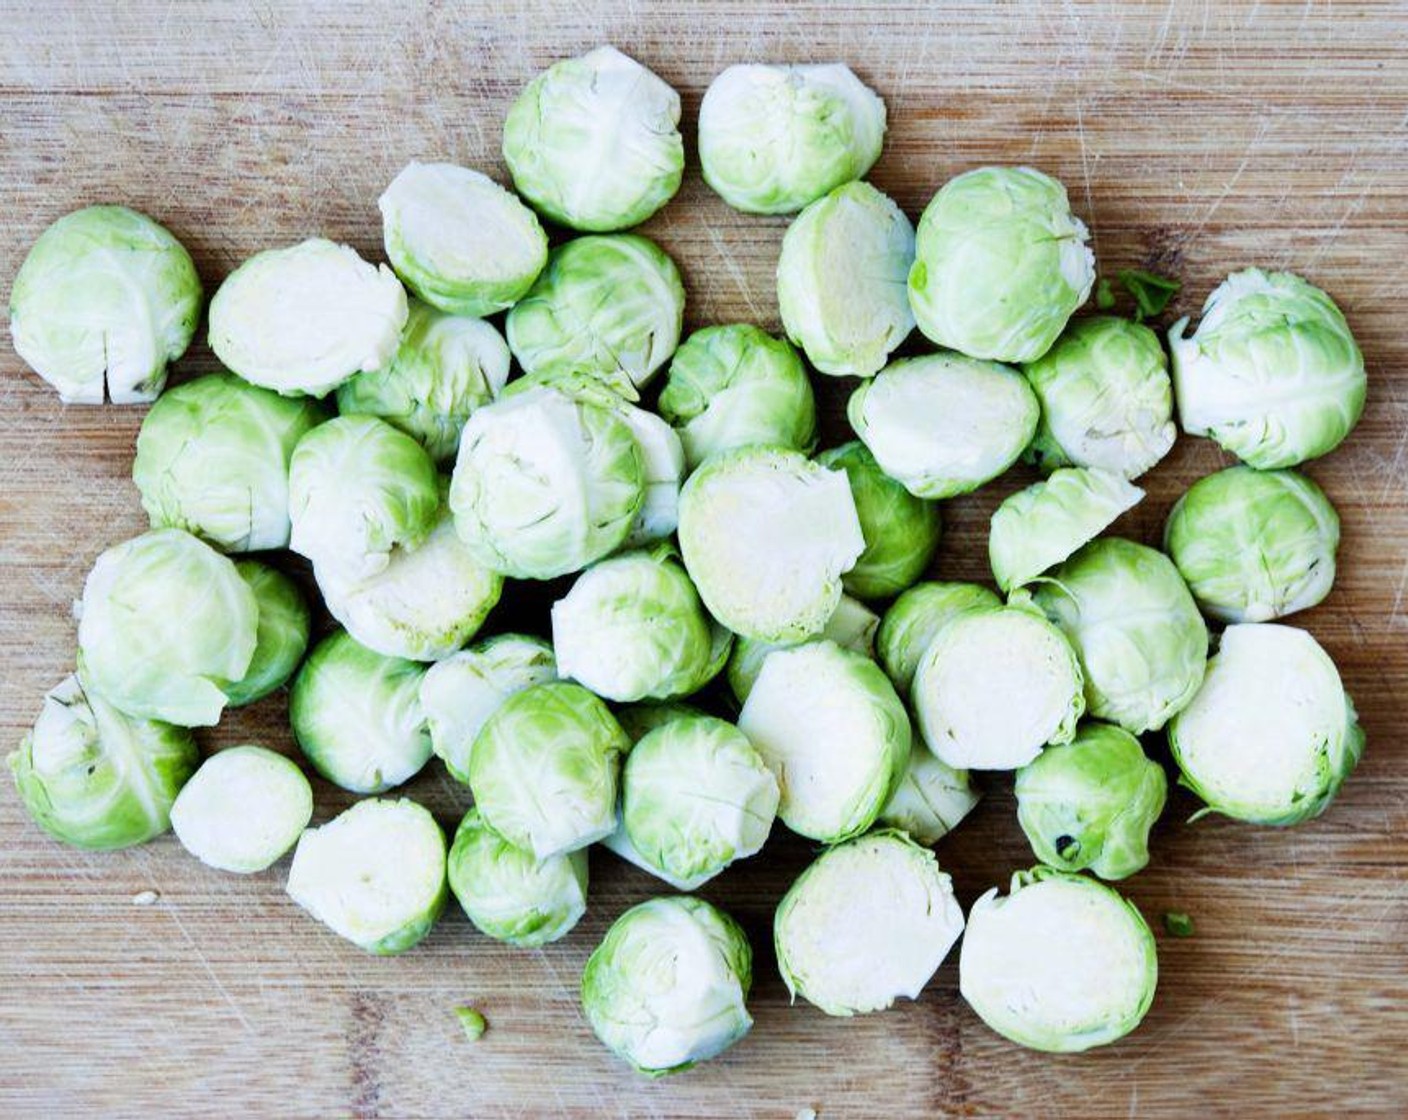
[2,2,1406,1116]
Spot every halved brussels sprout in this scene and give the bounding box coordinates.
[879,742,982,846]
[225,561,310,707]
[1170,269,1366,469]
[10,205,201,403]
[726,593,879,705]
[698,63,885,215]
[775,830,964,1016]
[875,581,1003,697]
[208,238,408,397]
[908,166,1094,363]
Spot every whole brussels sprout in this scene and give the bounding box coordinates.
[727,593,879,706]
[10,205,201,403]
[908,166,1095,363]
[224,561,311,707]
[698,63,885,215]
[879,743,981,846]
[875,581,1002,697]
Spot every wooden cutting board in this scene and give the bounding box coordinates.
[1,3,1405,1115]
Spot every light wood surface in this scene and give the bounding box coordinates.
[2,3,1406,1116]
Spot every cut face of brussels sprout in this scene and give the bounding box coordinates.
[876,581,1003,697]
[468,682,626,859]
[379,162,548,317]
[1169,269,1366,469]
[419,635,557,785]
[9,675,197,850]
[208,238,408,397]
[289,631,431,794]
[286,798,446,955]
[698,63,886,215]
[775,831,964,1016]
[582,896,753,1076]
[170,746,313,873]
[678,447,865,642]
[133,373,326,552]
[727,593,879,705]
[336,300,511,463]
[1015,722,1167,880]
[77,529,258,727]
[224,561,311,707]
[1022,315,1176,479]
[908,166,1095,363]
[10,205,201,403]
[849,354,1040,499]
[777,181,915,378]
[660,324,817,470]
[1029,538,1208,734]
[505,234,685,396]
[1164,466,1340,623]
[912,604,1084,770]
[1169,624,1364,825]
[503,46,683,232]
[738,641,909,843]
[879,743,982,846]
[447,808,588,947]
[960,868,1158,1052]
[989,468,1143,593]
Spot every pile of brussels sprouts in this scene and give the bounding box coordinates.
[8,46,1368,1072]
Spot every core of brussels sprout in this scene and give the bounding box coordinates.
[208,238,408,397]
[849,354,1039,499]
[908,166,1095,363]
[879,743,982,846]
[1169,269,1366,469]
[1164,466,1340,623]
[10,205,201,403]
[1169,624,1364,825]
[582,896,753,1076]
[727,593,879,705]
[960,868,1158,1052]
[224,561,311,707]
[698,63,886,215]
[9,674,198,850]
[875,581,1003,697]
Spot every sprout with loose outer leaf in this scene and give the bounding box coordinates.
[774,830,964,1016]
[225,561,310,707]
[876,581,1002,697]
[9,674,197,850]
[1163,466,1340,623]
[1169,624,1364,825]
[10,205,201,403]
[879,743,981,846]
[908,166,1095,363]
[727,593,879,705]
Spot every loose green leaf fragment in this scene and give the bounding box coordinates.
[1163,911,1195,938]
[1118,268,1180,322]
[455,1006,487,1041]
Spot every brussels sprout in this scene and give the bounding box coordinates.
[726,593,879,705]
[378,161,548,316]
[960,868,1158,1052]
[336,299,511,463]
[468,682,626,858]
[77,529,258,727]
[1169,624,1364,825]
[879,743,982,846]
[777,181,915,378]
[419,635,557,784]
[1015,722,1167,880]
[908,167,1095,363]
[289,631,431,794]
[582,896,753,1076]
[503,46,683,232]
[1169,269,1366,469]
[912,603,1084,770]
[208,238,408,397]
[9,205,201,403]
[659,324,817,470]
[224,561,310,707]
[849,354,1039,499]
[698,63,885,215]
[678,447,864,642]
[449,385,644,579]
[817,442,941,601]
[774,830,964,1016]
[1022,315,1175,479]
[286,798,446,955]
[1164,466,1340,623]
[505,234,685,396]
[988,468,1144,593]
[288,415,440,584]
[170,745,313,873]
[738,641,909,843]
[1028,538,1208,734]
[447,807,587,947]
[9,674,197,849]
[875,581,1003,697]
